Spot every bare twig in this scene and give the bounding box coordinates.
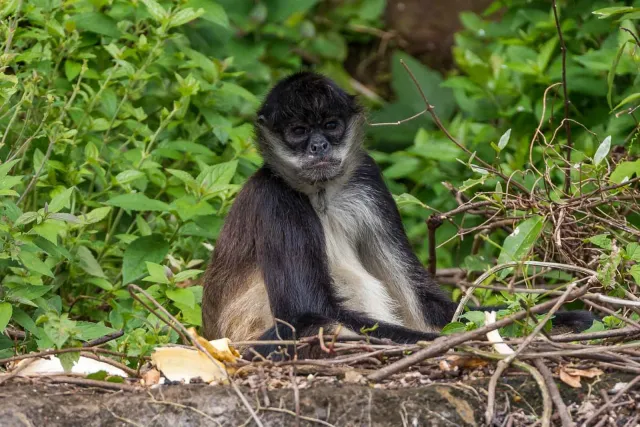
[82,330,124,347]
[46,376,139,392]
[535,360,574,427]
[551,0,573,194]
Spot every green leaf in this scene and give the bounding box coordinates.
[75,321,117,341]
[0,303,12,332]
[48,213,82,224]
[86,371,108,381]
[86,277,113,291]
[34,236,72,260]
[497,129,511,150]
[610,160,640,184]
[168,7,204,28]
[82,207,112,224]
[383,157,420,179]
[462,255,491,272]
[140,0,168,21]
[72,13,121,38]
[198,160,238,189]
[18,252,54,278]
[115,170,145,185]
[171,196,215,221]
[581,320,605,334]
[442,322,466,335]
[630,265,640,285]
[594,136,611,166]
[31,220,65,244]
[136,215,152,236]
[43,313,76,348]
[175,301,202,326]
[14,212,38,226]
[0,159,20,178]
[122,234,170,285]
[497,215,545,265]
[219,82,258,105]
[106,194,170,212]
[587,234,612,250]
[592,7,638,18]
[48,187,74,214]
[459,174,489,192]
[265,0,318,22]
[75,246,106,278]
[58,352,80,373]
[166,288,195,308]
[614,92,640,110]
[167,169,198,190]
[64,60,82,81]
[7,284,53,307]
[460,311,485,326]
[626,243,640,262]
[11,307,38,334]
[393,193,428,210]
[184,0,229,27]
[144,262,170,284]
[173,269,203,282]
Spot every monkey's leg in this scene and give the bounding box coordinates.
[246,311,441,360]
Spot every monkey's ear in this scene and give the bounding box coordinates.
[256,115,267,125]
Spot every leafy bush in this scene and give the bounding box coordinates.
[375,0,640,269]
[0,0,384,363]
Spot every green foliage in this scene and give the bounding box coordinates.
[376,0,640,270]
[0,0,384,360]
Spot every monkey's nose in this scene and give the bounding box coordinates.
[308,139,330,156]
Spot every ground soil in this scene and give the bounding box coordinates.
[0,371,637,426]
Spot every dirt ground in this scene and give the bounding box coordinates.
[0,371,637,426]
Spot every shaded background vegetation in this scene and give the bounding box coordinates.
[1,0,639,365]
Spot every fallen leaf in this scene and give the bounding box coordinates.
[188,327,240,363]
[343,370,364,383]
[559,369,582,388]
[142,368,161,386]
[440,355,488,371]
[562,367,603,378]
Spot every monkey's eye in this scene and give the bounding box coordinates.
[291,126,308,136]
[324,121,338,131]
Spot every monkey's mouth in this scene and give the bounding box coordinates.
[300,157,342,182]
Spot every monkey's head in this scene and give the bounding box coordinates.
[255,72,365,190]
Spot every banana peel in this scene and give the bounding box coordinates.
[150,328,240,384]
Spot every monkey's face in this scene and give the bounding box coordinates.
[256,72,364,187]
[277,116,346,182]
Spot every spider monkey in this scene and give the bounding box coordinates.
[202,72,595,357]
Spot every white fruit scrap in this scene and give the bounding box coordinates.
[484,311,514,355]
[150,328,240,384]
[12,356,128,377]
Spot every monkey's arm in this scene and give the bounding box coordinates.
[249,168,440,356]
